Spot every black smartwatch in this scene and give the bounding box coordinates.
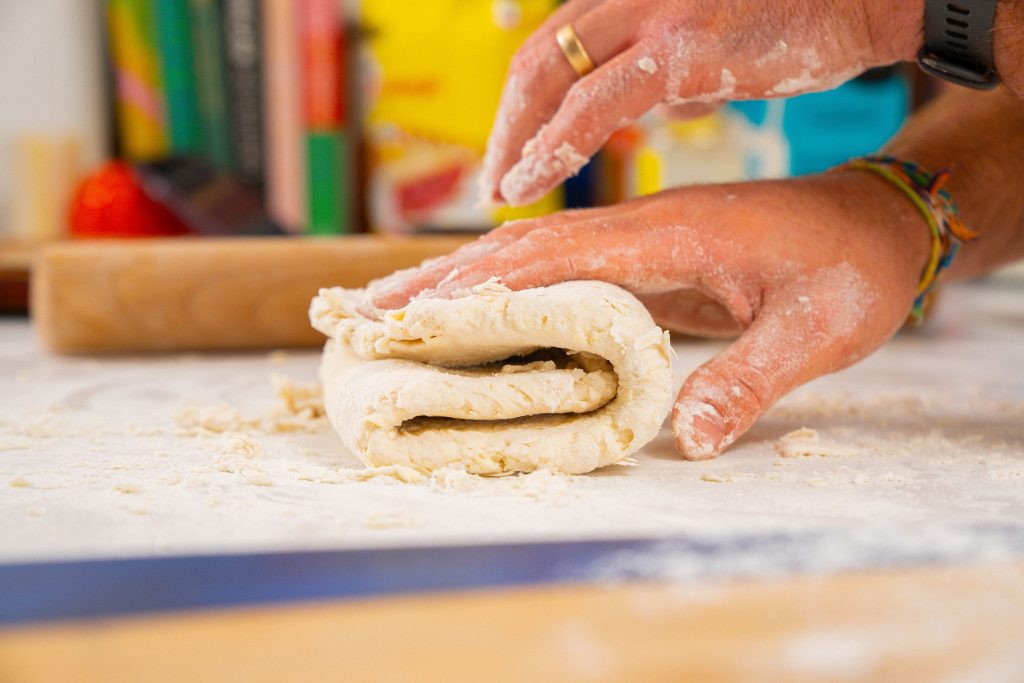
[917,0,1000,89]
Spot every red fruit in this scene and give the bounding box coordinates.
[69,161,190,238]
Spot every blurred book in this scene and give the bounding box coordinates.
[262,0,306,232]
[189,0,232,168]
[154,0,202,154]
[106,0,169,159]
[223,0,265,186]
[300,0,351,235]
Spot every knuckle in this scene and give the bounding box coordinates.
[509,44,545,77]
[488,218,536,241]
[562,82,598,117]
[520,226,561,249]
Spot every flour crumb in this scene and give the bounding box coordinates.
[797,296,810,304]
[755,40,788,67]
[27,507,46,517]
[553,142,588,176]
[338,465,425,485]
[9,476,31,488]
[114,484,142,494]
[176,376,325,437]
[213,434,265,476]
[463,277,509,298]
[267,350,290,364]
[430,466,480,493]
[176,404,250,435]
[701,471,732,483]
[363,510,423,530]
[776,428,857,458]
[509,469,577,502]
[637,56,658,74]
[222,434,264,459]
[270,374,324,423]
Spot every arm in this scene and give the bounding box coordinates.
[883,86,1024,279]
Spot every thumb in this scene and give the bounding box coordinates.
[672,287,865,460]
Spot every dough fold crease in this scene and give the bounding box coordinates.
[310,279,673,474]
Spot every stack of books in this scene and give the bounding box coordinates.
[104,0,351,234]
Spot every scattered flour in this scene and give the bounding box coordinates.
[362,511,424,530]
[775,428,858,458]
[553,142,588,176]
[637,56,658,74]
[176,375,326,436]
[213,434,268,484]
[754,40,788,67]
[114,484,142,494]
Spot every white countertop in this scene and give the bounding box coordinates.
[2,280,1023,574]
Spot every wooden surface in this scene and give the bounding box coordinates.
[1,562,1022,682]
[30,236,470,353]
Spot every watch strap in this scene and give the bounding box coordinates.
[918,0,999,89]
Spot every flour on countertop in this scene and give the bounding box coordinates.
[176,375,326,436]
[775,428,858,458]
[2,282,1024,572]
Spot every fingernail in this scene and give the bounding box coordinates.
[674,400,726,460]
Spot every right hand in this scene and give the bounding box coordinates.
[369,171,932,460]
[480,0,922,206]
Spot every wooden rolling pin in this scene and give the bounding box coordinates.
[31,236,471,353]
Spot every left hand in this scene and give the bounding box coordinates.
[479,0,922,206]
[368,172,930,460]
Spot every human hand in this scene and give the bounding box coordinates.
[370,172,930,459]
[480,0,922,206]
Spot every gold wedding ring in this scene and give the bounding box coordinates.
[556,23,595,77]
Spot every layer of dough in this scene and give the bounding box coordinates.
[310,280,674,475]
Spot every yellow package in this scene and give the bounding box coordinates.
[361,0,561,233]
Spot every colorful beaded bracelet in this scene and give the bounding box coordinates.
[837,154,978,323]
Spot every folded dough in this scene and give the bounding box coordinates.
[309,280,674,475]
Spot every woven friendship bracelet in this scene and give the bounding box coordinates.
[838,154,978,323]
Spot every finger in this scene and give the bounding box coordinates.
[367,206,621,310]
[672,273,872,460]
[498,43,668,206]
[427,207,701,297]
[425,215,647,298]
[481,1,642,203]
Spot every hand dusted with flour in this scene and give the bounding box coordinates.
[481,0,923,205]
[372,173,932,460]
